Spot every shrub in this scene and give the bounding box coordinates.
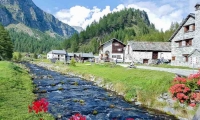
[169,71,200,107]
[70,57,76,66]
[33,53,38,59]
[12,52,22,62]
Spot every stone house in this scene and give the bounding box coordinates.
[124,41,171,64]
[170,4,200,68]
[47,50,66,61]
[99,38,126,63]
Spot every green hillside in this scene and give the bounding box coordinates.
[63,8,179,54]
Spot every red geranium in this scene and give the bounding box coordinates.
[69,113,86,120]
[29,98,49,114]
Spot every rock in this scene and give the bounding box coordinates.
[157,97,164,102]
[163,106,175,114]
[135,102,142,106]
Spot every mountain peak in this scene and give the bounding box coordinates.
[0,0,77,37]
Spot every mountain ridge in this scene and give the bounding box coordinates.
[0,0,77,37]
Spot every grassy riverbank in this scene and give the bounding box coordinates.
[68,63,174,103]
[0,61,53,120]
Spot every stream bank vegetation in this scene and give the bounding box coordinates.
[0,61,53,120]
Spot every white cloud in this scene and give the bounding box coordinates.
[54,1,198,31]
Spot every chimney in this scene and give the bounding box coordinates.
[195,3,200,11]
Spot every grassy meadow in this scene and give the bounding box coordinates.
[0,61,53,120]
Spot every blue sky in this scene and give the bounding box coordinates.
[32,0,199,31]
[33,0,123,13]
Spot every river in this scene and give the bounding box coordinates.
[26,63,178,120]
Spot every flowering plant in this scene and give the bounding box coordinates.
[69,113,86,120]
[28,98,49,119]
[169,71,200,107]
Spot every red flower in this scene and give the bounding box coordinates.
[189,103,196,107]
[28,98,49,114]
[69,113,86,120]
[197,80,200,86]
[126,118,134,120]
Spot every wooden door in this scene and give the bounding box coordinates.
[152,52,158,59]
[143,59,149,64]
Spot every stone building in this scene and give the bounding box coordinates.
[170,3,200,68]
[124,41,171,64]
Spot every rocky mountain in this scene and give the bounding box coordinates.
[72,26,84,33]
[0,0,77,37]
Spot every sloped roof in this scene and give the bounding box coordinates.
[48,50,66,54]
[99,38,126,48]
[169,13,195,41]
[188,49,200,57]
[130,42,171,51]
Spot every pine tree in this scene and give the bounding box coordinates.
[0,24,13,60]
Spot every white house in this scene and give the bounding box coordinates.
[47,50,66,61]
[169,3,200,68]
[124,41,171,64]
[99,38,126,63]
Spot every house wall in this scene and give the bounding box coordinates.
[99,41,112,58]
[158,52,171,60]
[99,40,125,62]
[171,17,195,66]
[47,53,53,59]
[131,51,152,64]
[111,53,124,62]
[188,51,200,68]
[124,42,171,63]
[124,43,133,63]
[47,53,66,61]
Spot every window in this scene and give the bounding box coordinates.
[192,24,195,31]
[117,55,122,59]
[184,26,189,32]
[183,54,189,62]
[115,43,119,46]
[172,56,176,61]
[176,41,182,47]
[185,39,192,46]
[112,55,116,58]
[117,48,122,51]
[185,56,188,62]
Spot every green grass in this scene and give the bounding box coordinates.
[0,61,54,120]
[61,63,174,104]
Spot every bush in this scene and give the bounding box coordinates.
[12,52,22,62]
[70,57,76,66]
[169,71,200,107]
[33,53,37,59]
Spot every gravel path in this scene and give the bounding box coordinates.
[118,64,198,76]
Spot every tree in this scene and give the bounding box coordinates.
[12,52,22,62]
[0,24,13,60]
[33,53,37,59]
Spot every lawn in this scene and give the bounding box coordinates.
[0,61,53,120]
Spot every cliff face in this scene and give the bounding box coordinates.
[0,0,77,37]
